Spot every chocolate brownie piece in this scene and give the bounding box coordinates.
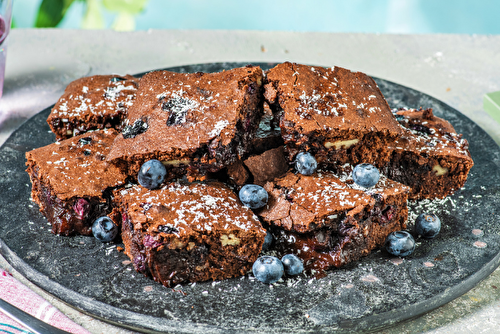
[243,146,289,186]
[115,182,266,287]
[258,169,409,276]
[264,62,404,170]
[107,66,264,182]
[25,129,128,236]
[249,105,284,155]
[383,108,474,199]
[47,74,138,140]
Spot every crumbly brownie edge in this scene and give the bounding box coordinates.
[267,186,408,276]
[281,126,399,170]
[25,162,115,236]
[383,151,473,199]
[120,210,265,287]
[47,75,138,140]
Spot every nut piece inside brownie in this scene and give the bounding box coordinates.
[264,62,404,170]
[115,182,266,287]
[47,74,139,140]
[383,108,474,199]
[107,66,264,182]
[257,169,409,276]
[25,129,128,236]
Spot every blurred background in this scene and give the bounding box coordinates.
[11,0,500,34]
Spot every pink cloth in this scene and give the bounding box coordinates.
[0,269,91,334]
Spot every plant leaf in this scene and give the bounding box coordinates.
[82,0,105,29]
[35,0,76,28]
[103,0,148,14]
[111,11,135,31]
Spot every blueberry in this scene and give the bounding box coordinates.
[252,256,284,284]
[262,230,273,251]
[385,231,415,257]
[239,184,268,209]
[281,254,304,276]
[415,213,441,239]
[352,163,380,188]
[295,152,318,175]
[138,159,167,189]
[92,216,118,242]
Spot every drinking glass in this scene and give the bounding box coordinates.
[0,0,12,100]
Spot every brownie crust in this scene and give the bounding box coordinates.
[25,129,128,235]
[47,74,138,140]
[258,170,409,275]
[116,182,266,287]
[264,62,404,170]
[384,108,474,199]
[107,66,264,182]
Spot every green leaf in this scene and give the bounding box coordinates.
[35,0,76,28]
[103,0,148,14]
[111,11,135,31]
[82,0,105,29]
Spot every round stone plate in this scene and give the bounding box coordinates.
[0,63,499,334]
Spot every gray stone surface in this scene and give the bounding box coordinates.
[1,30,500,334]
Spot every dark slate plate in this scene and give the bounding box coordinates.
[1,63,499,334]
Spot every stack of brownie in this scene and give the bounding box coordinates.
[25,62,473,286]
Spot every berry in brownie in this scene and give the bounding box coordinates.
[107,66,264,182]
[264,62,404,171]
[115,182,266,287]
[25,129,128,236]
[47,74,139,140]
[257,168,409,276]
[383,107,474,199]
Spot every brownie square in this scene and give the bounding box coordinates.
[107,66,264,182]
[115,182,266,287]
[383,108,474,199]
[264,62,404,170]
[257,169,409,276]
[25,129,128,236]
[47,74,138,140]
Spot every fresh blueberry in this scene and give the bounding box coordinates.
[281,254,304,276]
[239,184,268,209]
[252,256,284,284]
[415,213,441,239]
[385,231,415,257]
[295,152,318,175]
[262,230,273,251]
[138,159,167,189]
[352,163,380,188]
[92,216,118,242]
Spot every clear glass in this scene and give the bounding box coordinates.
[0,0,12,100]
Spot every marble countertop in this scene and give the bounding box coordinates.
[1,29,500,334]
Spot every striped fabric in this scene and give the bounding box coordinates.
[0,270,91,334]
